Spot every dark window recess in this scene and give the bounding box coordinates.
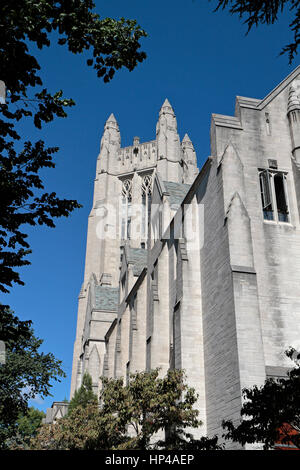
[121,196,126,239]
[159,210,162,238]
[127,196,132,240]
[121,179,132,240]
[265,113,271,135]
[120,246,124,263]
[268,159,278,169]
[121,275,126,295]
[148,193,152,221]
[274,174,289,222]
[127,216,131,240]
[142,193,146,236]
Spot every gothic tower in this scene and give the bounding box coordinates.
[70,100,198,397]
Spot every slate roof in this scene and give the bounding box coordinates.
[163,181,191,209]
[94,286,119,311]
[127,247,147,276]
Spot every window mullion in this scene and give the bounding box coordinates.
[283,174,291,223]
[126,198,128,240]
[270,172,278,222]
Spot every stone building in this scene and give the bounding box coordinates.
[70,67,300,445]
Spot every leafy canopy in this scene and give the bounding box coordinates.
[213,0,300,63]
[68,372,97,414]
[222,348,300,449]
[0,1,147,293]
[6,406,45,449]
[0,305,65,448]
[32,368,222,450]
[99,369,201,450]
[16,407,45,439]
[31,403,102,450]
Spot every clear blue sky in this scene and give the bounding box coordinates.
[4,0,298,411]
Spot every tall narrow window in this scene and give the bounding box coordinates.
[259,169,289,223]
[121,179,132,240]
[259,169,273,220]
[141,174,152,239]
[274,173,289,222]
[265,112,271,135]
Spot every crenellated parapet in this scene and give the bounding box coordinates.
[115,139,157,174]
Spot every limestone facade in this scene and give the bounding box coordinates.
[70,68,300,446]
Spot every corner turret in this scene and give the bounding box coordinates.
[156,99,182,181]
[181,133,198,183]
[98,113,121,173]
[287,82,300,164]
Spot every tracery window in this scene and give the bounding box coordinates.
[141,174,152,239]
[121,179,132,239]
[259,169,289,223]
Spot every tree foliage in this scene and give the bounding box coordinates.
[0,1,147,293]
[0,305,65,449]
[222,348,300,449]
[16,407,45,439]
[68,372,97,414]
[213,0,300,63]
[100,369,201,450]
[31,403,102,450]
[32,369,222,450]
[6,406,45,450]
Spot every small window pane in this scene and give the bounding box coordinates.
[259,170,274,220]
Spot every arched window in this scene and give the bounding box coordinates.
[141,174,152,239]
[121,179,132,240]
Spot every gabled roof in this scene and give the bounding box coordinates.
[257,65,300,110]
[212,66,300,129]
[94,286,119,311]
[163,181,191,209]
[127,247,147,276]
[235,66,300,111]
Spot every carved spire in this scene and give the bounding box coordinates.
[156,99,180,157]
[159,98,175,116]
[287,84,300,114]
[105,113,118,127]
[181,134,198,183]
[182,133,192,146]
[98,113,121,172]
